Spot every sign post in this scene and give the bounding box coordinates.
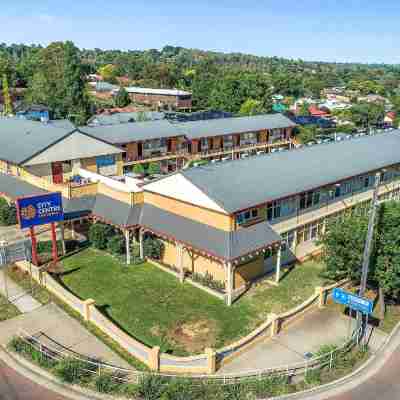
[16,193,64,266]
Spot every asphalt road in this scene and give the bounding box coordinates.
[322,346,400,400]
[0,360,68,400]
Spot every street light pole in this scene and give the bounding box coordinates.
[357,172,381,339]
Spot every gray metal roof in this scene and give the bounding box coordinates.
[125,87,191,96]
[181,131,400,213]
[0,118,76,164]
[138,203,280,261]
[88,112,165,126]
[0,172,47,199]
[176,113,297,139]
[80,120,184,144]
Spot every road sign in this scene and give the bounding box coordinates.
[16,193,64,229]
[0,239,32,267]
[332,288,373,315]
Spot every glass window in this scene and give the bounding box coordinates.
[251,209,258,218]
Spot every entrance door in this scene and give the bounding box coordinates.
[51,162,64,184]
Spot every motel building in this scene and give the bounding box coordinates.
[1,116,400,305]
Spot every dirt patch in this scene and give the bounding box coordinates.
[167,319,219,353]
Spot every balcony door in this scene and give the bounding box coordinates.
[51,162,63,184]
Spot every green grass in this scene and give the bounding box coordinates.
[0,293,20,321]
[59,248,327,355]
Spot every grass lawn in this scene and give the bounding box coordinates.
[59,248,328,355]
[0,294,20,321]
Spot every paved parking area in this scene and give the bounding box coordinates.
[219,308,387,374]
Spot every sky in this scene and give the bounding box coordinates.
[2,0,400,64]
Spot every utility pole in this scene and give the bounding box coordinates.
[357,172,381,338]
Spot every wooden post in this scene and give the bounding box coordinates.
[70,221,76,240]
[226,262,233,306]
[176,243,184,283]
[269,313,279,337]
[149,346,160,371]
[139,229,144,259]
[125,230,131,265]
[59,222,66,256]
[205,347,216,374]
[50,223,58,263]
[316,286,326,308]
[275,246,282,284]
[83,298,95,321]
[30,227,39,266]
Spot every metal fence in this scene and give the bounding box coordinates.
[16,326,362,386]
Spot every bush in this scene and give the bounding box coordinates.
[89,223,114,250]
[160,378,202,400]
[191,271,225,292]
[54,358,97,384]
[136,374,166,400]
[133,164,146,176]
[107,234,125,255]
[143,237,164,260]
[0,198,17,226]
[94,372,119,393]
[148,162,161,176]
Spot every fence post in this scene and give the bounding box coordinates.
[268,313,279,337]
[83,298,95,321]
[329,350,333,369]
[315,286,326,308]
[205,347,216,374]
[149,346,160,372]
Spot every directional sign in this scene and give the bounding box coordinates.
[16,192,64,229]
[332,287,373,315]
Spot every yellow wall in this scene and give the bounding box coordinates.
[81,157,97,173]
[234,256,264,288]
[160,239,226,283]
[145,191,234,231]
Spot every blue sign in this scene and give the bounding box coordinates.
[332,288,373,315]
[96,155,115,168]
[17,193,64,229]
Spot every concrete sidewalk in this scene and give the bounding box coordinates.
[0,270,41,313]
[0,303,132,369]
[0,270,131,369]
[218,308,388,374]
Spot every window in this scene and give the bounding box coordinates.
[236,208,260,225]
[267,201,281,221]
[335,185,341,198]
[300,191,318,210]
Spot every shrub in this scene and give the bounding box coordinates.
[136,374,166,400]
[54,358,97,384]
[191,271,225,292]
[148,162,161,176]
[107,234,125,255]
[160,378,201,400]
[143,237,164,260]
[133,164,146,176]
[89,223,114,250]
[94,372,119,393]
[0,198,17,226]
[304,368,322,386]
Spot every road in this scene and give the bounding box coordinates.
[322,345,400,400]
[0,359,68,400]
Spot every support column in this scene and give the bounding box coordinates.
[291,230,297,254]
[70,221,76,240]
[83,298,95,321]
[125,230,131,265]
[139,229,144,260]
[205,347,216,374]
[176,243,184,283]
[50,223,59,263]
[275,246,282,284]
[59,223,66,256]
[226,262,233,306]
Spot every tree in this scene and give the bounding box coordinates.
[143,237,164,260]
[98,64,118,82]
[114,87,130,108]
[296,125,318,144]
[0,199,17,226]
[374,202,400,318]
[239,99,263,116]
[107,234,125,255]
[89,223,114,250]
[319,213,370,282]
[2,74,13,115]
[349,102,385,128]
[26,41,90,123]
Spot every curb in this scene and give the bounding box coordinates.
[270,320,400,400]
[0,346,115,400]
